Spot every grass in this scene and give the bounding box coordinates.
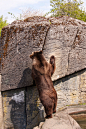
[79,103,86,105]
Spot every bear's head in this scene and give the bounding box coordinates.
[30,50,43,59]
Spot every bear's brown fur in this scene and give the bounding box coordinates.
[30,50,57,118]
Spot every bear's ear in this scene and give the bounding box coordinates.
[39,50,43,54]
[30,52,34,59]
[30,54,33,59]
[50,55,55,65]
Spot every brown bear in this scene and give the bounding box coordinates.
[30,50,57,118]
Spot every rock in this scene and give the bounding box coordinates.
[2,88,26,129]
[43,16,86,81]
[33,122,44,129]
[33,126,39,129]
[0,74,4,129]
[1,16,86,91]
[2,85,45,129]
[34,105,86,129]
[1,16,50,91]
[63,105,86,115]
[1,16,86,129]
[0,37,2,73]
[54,69,86,110]
[36,111,81,129]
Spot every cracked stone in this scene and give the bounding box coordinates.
[1,16,86,91]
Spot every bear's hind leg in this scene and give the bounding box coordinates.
[44,104,53,119]
[53,96,57,113]
[45,114,52,119]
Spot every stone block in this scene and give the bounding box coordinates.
[2,88,26,129]
[1,16,86,91]
[0,74,4,129]
[0,92,4,129]
[2,85,45,129]
[41,111,81,129]
[1,17,50,91]
[54,69,86,109]
[26,86,44,129]
[43,19,86,81]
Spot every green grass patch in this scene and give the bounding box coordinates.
[79,103,86,105]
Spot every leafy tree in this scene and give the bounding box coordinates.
[0,15,8,36]
[47,0,86,22]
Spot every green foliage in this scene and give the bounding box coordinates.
[79,103,86,105]
[0,15,8,36]
[47,0,86,22]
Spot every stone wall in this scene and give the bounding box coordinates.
[2,86,44,129]
[2,69,86,129]
[0,16,86,129]
[1,17,50,91]
[0,37,4,129]
[0,37,2,73]
[0,74,4,129]
[1,16,86,91]
[54,69,86,110]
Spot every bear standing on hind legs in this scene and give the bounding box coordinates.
[30,50,57,118]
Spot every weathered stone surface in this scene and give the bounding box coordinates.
[2,85,44,129]
[54,69,86,110]
[33,105,86,129]
[2,88,26,129]
[0,37,2,73]
[63,105,86,115]
[2,68,86,129]
[0,93,4,129]
[43,16,86,81]
[0,74,4,129]
[26,86,44,129]
[61,105,86,129]
[34,105,86,129]
[1,16,86,91]
[1,16,86,129]
[34,111,81,129]
[1,16,50,91]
